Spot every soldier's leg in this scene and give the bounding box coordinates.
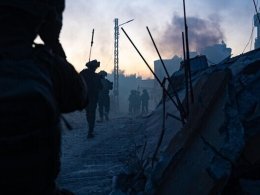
[86,102,97,138]
[129,103,131,114]
[98,100,104,121]
[104,96,110,120]
[146,103,149,113]
[86,110,94,134]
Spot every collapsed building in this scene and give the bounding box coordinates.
[110,47,260,195]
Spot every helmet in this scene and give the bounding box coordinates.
[85,60,100,69]
[98,70,107,77]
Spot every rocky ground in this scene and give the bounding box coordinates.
[57,111,146,195]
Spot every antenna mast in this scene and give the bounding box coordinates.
[113,18,119,112]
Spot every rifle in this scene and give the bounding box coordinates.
[88,29,95,62]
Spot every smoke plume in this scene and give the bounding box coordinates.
[159,14,224,57]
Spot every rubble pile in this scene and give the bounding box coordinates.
[110,49,260,195]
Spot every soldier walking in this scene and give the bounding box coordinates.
[141,89,150,114]
[128,90,135,115]
[80,60,102,138]
[98,70,113,121]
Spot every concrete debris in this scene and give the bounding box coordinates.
[110,49,260,195]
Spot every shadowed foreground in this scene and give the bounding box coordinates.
[57,112,144,194]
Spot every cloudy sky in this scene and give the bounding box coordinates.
[59,0,257,78]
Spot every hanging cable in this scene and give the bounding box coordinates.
[249,30,254,50]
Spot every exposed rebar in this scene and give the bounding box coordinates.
[121,27,185,124]
[183,0,194,103]
[146,26,186,120]
[152,78,167,167]
[182,31,189,115]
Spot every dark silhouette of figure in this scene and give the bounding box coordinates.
[39,0,67,58]
[141,89,150,114]
[98,70,113,122]
[135,90,141,114]
[80,60,102,138]
[0,1,87,195]
[128,90,135,114]
[128,90,141,115]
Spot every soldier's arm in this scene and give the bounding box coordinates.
[53,56,88,112]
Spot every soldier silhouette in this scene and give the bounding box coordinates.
[128,90,135,114]
[141,89,150,114]
[98,70,113,122]
[80,60,102,138]
[0,0,87,194]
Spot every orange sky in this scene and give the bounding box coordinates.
[57,0,256,79]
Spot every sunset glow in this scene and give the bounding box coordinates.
[60,0,256,78]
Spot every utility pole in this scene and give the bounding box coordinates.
[113,18,119,112]
[113,18,134,113]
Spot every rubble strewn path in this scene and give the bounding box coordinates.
[57,111,145,195]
